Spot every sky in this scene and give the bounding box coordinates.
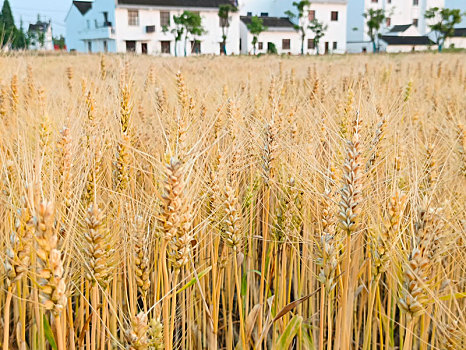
[446,0,466,26]
[1,0,465,38]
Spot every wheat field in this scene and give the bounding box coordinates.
[0,52,465,350]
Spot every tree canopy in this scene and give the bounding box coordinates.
[425,7,464,51]
[285,1,311,55]
[247,16,267,55]
[218,4,238,55]
[308,19,327,55]
[0,0,29,49]
[363,8,385,53]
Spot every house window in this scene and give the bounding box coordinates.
[103,40,108,52]
[333,41,337,50]
[87,20,90,29]
[88,41,92,53]
[161,41,170,54]
[126,40,136,52]
[260,12,268,17]
[331,11,338,21]
[413,18,418,27]
[282,39,290,50]
[95,19,98,28]
[413,0,419,5]
[371,0,378,2]
[386,17,391,26]
[128,10,139,26]
[258,42,263,50]
[191,40,201,54]
[308,38,315,49]
[160,11,170,27]
[247,12,252,16]
[388,0,391,3]
[308,10,315,21]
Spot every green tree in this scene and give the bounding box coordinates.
[171,11,205,57]
[308,19,327,55]
[162,14,184,57]
[285,0,310,55]
[53,34,65,49]
[0,0,17,48]
[363,8,385,53]
[218,4,238,55]
[425,7,464,52]
[13,18,27,49]
[183,11,205,56]
[247,16,267,55]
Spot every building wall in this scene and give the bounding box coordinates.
[306,2,347,54]
[240,1,347,54]
[238,0,290,17]
[114,6,240,55]
[240,22,301,54]
[382,44,432,52]
[66,0,116,53]
[347,0,445,52]
[65,5,88,52]
[445,36,466,49]
[29,25,54,51]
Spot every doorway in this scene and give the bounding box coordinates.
[142,43,148,54]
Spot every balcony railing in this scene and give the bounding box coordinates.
[79,25,114,40]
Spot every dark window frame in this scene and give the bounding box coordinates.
[282,39,291,50]
[161,41,171,54]
[160,11,170,27]
[128,10,139,26]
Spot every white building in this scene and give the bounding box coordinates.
[239,16,301,55]
[239,0,347,54]
[65,0,240,55]
[445,27,466,49]
[28,20,54,51]
[379,34,434,52]
[305,1,347,54]
[238,0,288,17]
[346,0,444,53]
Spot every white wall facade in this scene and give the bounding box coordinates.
[29,25,54,51]
[445,36,466,49]
[114,6,240,55]
[346,0,445,53]
[239,21,301,55]
[66,0,239,55]
[304,2,347,54]
[240,0,347,54]
[380,43,432,52]
[238,0,290,17]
